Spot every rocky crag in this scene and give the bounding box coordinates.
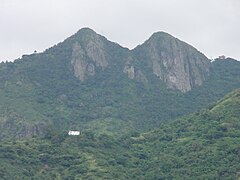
[69,28,210,92]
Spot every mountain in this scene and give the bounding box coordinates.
[0,28,239,139]
[44,28,211,92]
[0,89,239,179]
[132,31,211,92]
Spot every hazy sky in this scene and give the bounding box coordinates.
[0,0,239,62]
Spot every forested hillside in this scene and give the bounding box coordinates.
[0,89,239,179]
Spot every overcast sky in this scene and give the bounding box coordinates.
[0,0,239,62]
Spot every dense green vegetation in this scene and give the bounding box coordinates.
[0,55,239,139]
[127,88,240,179]
[0,28,239,178]
[0,89,239,179]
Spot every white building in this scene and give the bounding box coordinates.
[218,55,226,59]
[68,131,80,136]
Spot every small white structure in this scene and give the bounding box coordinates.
[68,130,80,136]
[219,55,226,60]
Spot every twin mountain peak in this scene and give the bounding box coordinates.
[37,27,211,92]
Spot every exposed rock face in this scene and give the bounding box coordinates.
[70,28,210,92]
[85,40,108,68]
[15,123,47,139]
[71,42,97,81]
[133,32,211,92]
[0,114,48,139]
[123,59,148,84]
[70,28,108,81]
[71,42,89,81]
[123,65,135,79]
[135,70,148,84]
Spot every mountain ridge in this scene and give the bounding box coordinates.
[0,28,239,139]
[44,27,211,92]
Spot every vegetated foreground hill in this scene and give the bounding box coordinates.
[0,89,239,179]
[0,28,239,139]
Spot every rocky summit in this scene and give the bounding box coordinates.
[132,32,211,92]
[0,28,239,139]
[65,28,211,92]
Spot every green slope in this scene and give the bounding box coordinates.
[0,89,239,179]
[126,88,240,179]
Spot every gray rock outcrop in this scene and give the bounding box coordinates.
[133,32,211,92]
[70,28,108,81]
[70,28,210,92]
